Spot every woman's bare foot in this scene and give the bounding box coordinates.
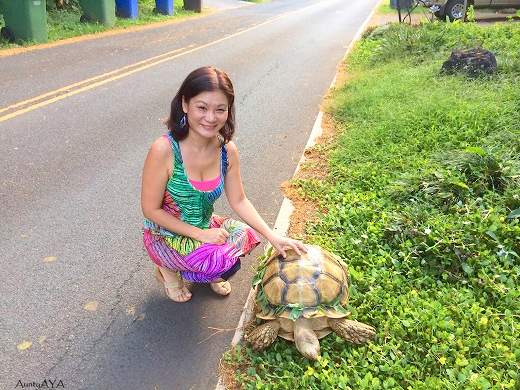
[155,267,192,303]
[210,280,231,296]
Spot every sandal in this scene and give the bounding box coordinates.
[210,281,232,296]
[154,267,192,303]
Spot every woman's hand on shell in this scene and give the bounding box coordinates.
[198,228,230,244]
[269,234,307,258]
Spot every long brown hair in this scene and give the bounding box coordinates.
[166,66,236,143]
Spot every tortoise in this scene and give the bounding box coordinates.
[245,244,375,360]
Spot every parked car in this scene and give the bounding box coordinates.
[423,0,520,21]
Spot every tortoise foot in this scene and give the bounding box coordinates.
[328,318,376,345]
[245,320,280,351]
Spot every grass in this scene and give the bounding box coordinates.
[225,20,520,390]
[0,0,194,48]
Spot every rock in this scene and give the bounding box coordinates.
[441,48,497,77]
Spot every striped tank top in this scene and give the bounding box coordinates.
[143,133,228,254]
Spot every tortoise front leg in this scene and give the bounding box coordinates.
[328,318,376,345]
[245,320,280,351]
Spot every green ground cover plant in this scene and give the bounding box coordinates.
[0,0,192,48]
[225,20,520,390]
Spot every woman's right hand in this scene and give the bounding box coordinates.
[197,228,230,244]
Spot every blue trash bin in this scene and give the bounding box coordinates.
[115,0,138,18]
[156,0,173,15]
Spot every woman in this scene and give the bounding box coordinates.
[141,66,306,303]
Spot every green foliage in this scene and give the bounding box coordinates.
[466,5,476,23]
[46,7,105,40]
[251,246,272,287]
[391,146,519,207]
[46,0,80,12]
[230,22,520,389]
[350,21,520,73]
[441,147,516,194]
[507,207,520,220]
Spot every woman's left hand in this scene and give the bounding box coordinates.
[268,234,307,258]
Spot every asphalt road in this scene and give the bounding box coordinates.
[0,0,379,388]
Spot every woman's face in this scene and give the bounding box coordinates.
[182,90,229,139]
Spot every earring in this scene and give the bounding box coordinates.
[179,113,187,128]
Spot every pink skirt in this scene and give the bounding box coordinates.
[143,215,260,283]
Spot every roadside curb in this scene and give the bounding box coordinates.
[215,1,382,388]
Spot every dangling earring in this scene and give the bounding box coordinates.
[179,113,187,128]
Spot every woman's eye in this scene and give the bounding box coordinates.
[198,106,207,111]
[217,109,226,113]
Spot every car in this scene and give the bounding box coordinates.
[423,0,520,21]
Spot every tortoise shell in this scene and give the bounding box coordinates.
[258,245,349,320]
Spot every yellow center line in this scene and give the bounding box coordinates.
[0,1,325,124]
[0,45,193,115]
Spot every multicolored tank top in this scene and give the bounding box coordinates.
[143,133,228,255]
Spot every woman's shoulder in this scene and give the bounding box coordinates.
[224,140,238,155]
[223,140,239,168]
[149,135,172,160]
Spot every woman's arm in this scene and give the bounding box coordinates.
[224,142,306,257]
